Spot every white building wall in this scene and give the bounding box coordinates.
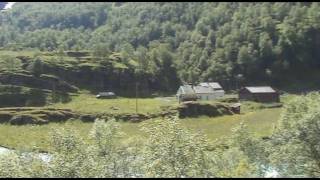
[197,91,225,101]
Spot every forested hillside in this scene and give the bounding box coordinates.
[0,2,320,93]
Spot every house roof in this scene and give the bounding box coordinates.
[193,86,215,94]
[199,82,222,89]
[244,86,276,93]
[178,82,225,95]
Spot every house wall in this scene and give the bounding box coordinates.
[253,93,280,103]
[197,91,224,101]
[239,89,254,101]
[239,89,280,102]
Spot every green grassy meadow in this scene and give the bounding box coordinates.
[0,91,295,152]
[48,92,178,114]
[0,107,282,152]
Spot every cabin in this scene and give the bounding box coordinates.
[176,82,225,102]
[96,92,116,99]
[239,86,280,103]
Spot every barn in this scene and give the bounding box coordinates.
[239,86,280,103]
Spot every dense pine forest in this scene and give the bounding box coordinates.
[0,2,320,94]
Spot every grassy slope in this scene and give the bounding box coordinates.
[48,92,178,114]
[0,108,282,152]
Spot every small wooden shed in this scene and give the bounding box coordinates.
[239,86,280,103]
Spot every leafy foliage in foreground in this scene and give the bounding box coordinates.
[0,118,260,178]
[270,92,320,177]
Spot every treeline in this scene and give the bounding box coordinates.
[1,2,320,90]
[1,92,320,177]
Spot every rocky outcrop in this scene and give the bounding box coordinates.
[0,73,78,93]
[9,114,48,125]
[0,107,78,125]
[176,101,234,118]
[0,85,48,107]
[0,112,13,123]
[79,114,97,122]
[0,102,238,125]
[78,110,178,123]
[65,51,91,58]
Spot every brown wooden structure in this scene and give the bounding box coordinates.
[239,86,280,103]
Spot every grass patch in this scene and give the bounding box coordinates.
[0,108,282,152]
[47,92,178,114]
[0,50,39,57]
[179,108,281,140]
[0,120,92,152]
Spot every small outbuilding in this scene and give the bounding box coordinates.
[239,86,280,103]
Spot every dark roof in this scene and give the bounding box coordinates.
[244,86,276,93]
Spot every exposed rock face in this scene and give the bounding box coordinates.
[9,115,48,125]
[65,51,90,57]
[177,101,234,118]
[113,113,149,123]
[79,114,97,122]
[0,85,48,107]
[0,112,13,123]
[79,111,178,123]
[0,103,237,125]
[0,73,78,93]
[28,109,76,122]
[0,107,78,125]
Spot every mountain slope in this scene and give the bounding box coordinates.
[0,2,320,92]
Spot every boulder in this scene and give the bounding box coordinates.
[0,112,13,123]
[80,114,97,122]
[114,113,150,122]
[177,102,234,118]
[9,115,48,125]
[31,110,76,122]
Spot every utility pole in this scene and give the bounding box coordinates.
[135,82,138,114]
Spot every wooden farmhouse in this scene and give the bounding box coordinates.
[239,86,280,103]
